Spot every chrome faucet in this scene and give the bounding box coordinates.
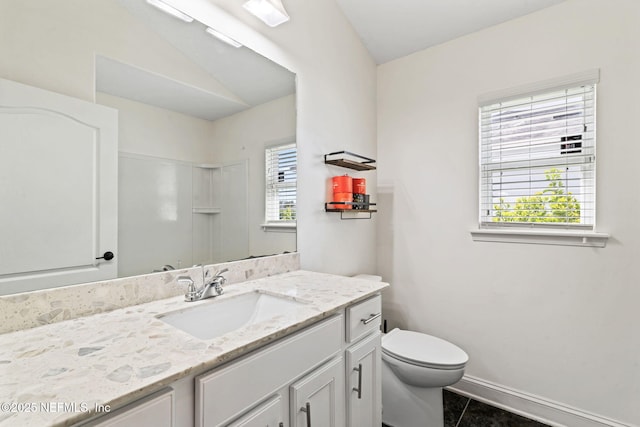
[177,268,228,302]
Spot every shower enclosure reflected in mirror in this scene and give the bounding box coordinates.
[0,0,296,294]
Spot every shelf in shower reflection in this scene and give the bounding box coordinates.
[193,207,222,214]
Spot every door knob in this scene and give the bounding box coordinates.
[96,251,115,261]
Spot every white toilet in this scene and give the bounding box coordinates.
[352,274,469,427]
[382,328,468,427]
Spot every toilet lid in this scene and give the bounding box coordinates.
[382,329,468,370]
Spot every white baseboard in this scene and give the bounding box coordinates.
[447,375,633,427]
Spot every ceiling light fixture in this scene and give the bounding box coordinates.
[242,0,290,27]
[205,27,243,48]
[146,0,194,23]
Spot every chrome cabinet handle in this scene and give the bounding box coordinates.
[353,363,363,399]
[300,401,311,426]
[361,312,381,325]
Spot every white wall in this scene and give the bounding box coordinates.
[377,0,640,425]
[208,95,297,256]
[186,0,379,276]
[97,93,213,162]
[0,0,237,104]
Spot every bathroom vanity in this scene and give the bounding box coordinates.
[0,270,387,427]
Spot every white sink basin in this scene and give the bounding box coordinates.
[158,291,307,340]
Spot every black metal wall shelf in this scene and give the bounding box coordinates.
[325,202,377,219]
[324,202,378,219]
[325,201,377,211]
[324,151,376,171]
[324,151,377,219]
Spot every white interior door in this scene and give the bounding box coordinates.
[0,78,118,294]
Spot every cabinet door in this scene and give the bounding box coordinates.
[291,357,345,427]
[227,395,284,427]
[0,77,118,294]
[346,332,382,427]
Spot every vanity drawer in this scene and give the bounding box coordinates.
[346,294,382,343]
[196,314,343,427]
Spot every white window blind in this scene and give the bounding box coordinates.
[265,142,297,223]
[479,79,596,228]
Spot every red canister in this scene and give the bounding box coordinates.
[332,175,352,193]
[352,178,366,194]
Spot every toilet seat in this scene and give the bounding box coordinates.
[382,328,468,370]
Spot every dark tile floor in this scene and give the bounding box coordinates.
[382,390,551,427]
[444,389,551,427]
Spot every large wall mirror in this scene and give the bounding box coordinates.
[0,0,296,295]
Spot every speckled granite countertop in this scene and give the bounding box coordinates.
[0,270,387,427]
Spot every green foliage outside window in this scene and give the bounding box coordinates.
[493,168,581,223]
[280,204,295,220]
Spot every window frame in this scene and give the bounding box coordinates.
[263,141,297,231]
[471,70,609,247]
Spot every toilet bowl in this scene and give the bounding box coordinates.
[381,328,468,427]
[350,274,468,427]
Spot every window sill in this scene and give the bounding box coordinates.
[470,228,609,248]
[261,222,297,233]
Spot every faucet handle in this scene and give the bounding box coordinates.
[211,269,227,295]
[177,275,194,287]
[177,275,198,301]
[204,267,228,279]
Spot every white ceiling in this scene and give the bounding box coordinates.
[335,0,567,64]
[96,0,295,121]
[99,0,567,117]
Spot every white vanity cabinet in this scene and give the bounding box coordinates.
[77,293,383,427]
[195,314,344,427]
[194,293,384,427]
[344,294,382,427]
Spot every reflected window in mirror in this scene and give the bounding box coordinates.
[265,142,297,229]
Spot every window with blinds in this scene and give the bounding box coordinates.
[265,142,297,224]
[479,79,596,229]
